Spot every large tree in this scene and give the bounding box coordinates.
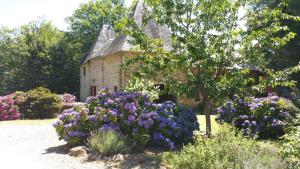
[0,20,64,94]
[67,0,126,57]
[265,0,300,88]
[125,0,300,136]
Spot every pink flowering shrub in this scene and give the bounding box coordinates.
[60,93,77,103]
[0,95,21,121]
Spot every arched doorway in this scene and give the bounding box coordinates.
[154,84,177,103]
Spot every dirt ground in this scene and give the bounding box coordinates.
[0,120,162,169]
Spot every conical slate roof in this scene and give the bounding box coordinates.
[82,0,172,64]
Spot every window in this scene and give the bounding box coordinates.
[114,86,118,92]
[90,86,96,96]
[83,67,86,76]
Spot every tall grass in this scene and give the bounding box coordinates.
[87,130,131,156]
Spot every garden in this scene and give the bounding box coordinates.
[1,85,300,168]
[1,0,300,169]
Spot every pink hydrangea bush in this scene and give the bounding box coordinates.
[0,95,21,121]
[61,94,77,103]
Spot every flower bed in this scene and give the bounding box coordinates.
[0,95,21,121]
[53,88,199,149]
[216,95,298,139]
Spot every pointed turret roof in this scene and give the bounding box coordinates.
[82,0,171,64]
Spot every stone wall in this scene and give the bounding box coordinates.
[80,62,90,101]
[80,51,201,108]
[80,52,135,101]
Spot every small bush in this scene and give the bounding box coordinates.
[21,87,62,119]
[53,105,92,145]
[88,130,131,156]
[163,125,290,169]
[280,113,300,168]
[216,95,299,139]
[0,95,21,120]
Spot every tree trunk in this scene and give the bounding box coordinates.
[202,92,212,137]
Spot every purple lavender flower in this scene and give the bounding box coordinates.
[127,115,136,123]
[99,124,110,132]
[124,103,137,113]
[88,115,97,122]
[68,131,86,137]
[238,115,249,120]
[63,135,70,141]
[52,120,62,127]
[159,122,167,128]
[251,121,257,126]
[86,96,96,104]
[153,132,164,140]
[64,123,73,129]
[99,123,120,132]
[280,111,289,118]
[106,98,114,105]
[272,119,284,128]
[138,118,154,129]
[109,109,118,116]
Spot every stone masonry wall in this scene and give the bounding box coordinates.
[80,51,201,108]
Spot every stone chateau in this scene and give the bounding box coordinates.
[80,0,200,107]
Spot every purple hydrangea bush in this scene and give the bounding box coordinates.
[0,95,21,121]
[53,88,199,149]
[216,95,295,139]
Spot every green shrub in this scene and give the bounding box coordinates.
[280,113,300,168]
[163,125,290,169]
[125,76,160,101]
[21,87,62,119]
[87,130,131,156]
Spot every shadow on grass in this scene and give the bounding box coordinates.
[43,144,70,155]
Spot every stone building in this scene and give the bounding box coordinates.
[80,0,199,107]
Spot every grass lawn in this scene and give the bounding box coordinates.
[197,115,219,134]
[0,118,56,127]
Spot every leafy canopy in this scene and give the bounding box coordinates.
[125,0,300,135]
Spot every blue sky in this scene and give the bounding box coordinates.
[0,0,133,30]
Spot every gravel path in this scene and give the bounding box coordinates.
[0,121,106,169]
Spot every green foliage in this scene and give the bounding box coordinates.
[125,0,300,135]
[0,20,64,95]
[21,87,62,119]
[125,76,160,101]
[0,1,126,96]
[67,0,126,55]
[260,0,300,88]
[88,130,131,156]
[280,113,300,168]
[163,125,290,169]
